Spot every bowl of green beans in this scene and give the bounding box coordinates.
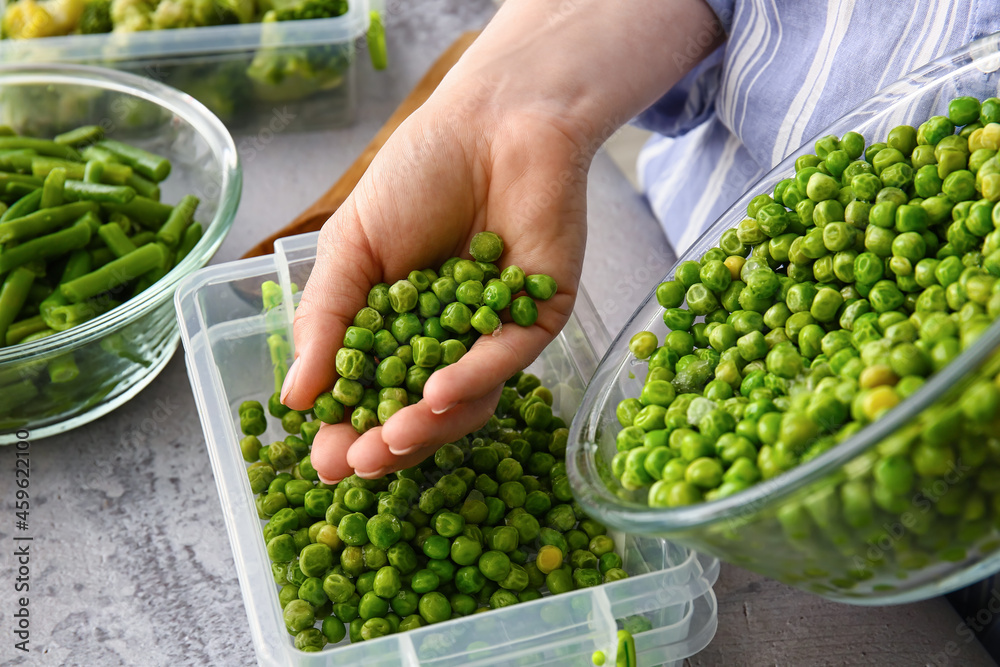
[569,33,1000,604]
[0,64,240,442]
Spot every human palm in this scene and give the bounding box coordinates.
[281,98,589,482]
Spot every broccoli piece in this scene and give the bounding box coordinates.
[245,2,351,104]
[169,61,252,122]
[2,0,85,38]
[270,0,347,21]
[247,41,350,103]
[79,0,112,33]
[151,0,241,29]
[219,0,255,23]
[110,0,155,32]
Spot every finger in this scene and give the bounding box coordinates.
[282,204,379,411]
[420,291,575,413]
[310,421,361,484]
[343,427,441,479]
[377,385,504,457]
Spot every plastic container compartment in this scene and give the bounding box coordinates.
[569,32,1000,605]
[0,1,371,132]
[175,231,719,666]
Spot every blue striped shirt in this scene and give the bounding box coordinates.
[636,0,1000,253]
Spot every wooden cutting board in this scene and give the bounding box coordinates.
[241,30,481,259]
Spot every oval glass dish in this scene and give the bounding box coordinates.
[0,64,240,443]
[569,33,1000,604]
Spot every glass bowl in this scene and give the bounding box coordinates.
[0,64,240,443]
[569,33,1000,604]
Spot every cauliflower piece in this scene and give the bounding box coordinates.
[109,0,155,32]
[2,0,85,38]
[151,0,242,29]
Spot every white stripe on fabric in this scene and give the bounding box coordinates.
[901,0,952,79]
[636,134,675,191]
[647,124,712,216]
[874,6,922,90]
[676,129,742,252]
[911,0,961,77]
[721,0,769,132]
[773,0,855,165]
[736,0,782,139]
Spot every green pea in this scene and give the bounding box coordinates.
[434,301,472,334]
[525,274,558,300]
[509,296,538,327]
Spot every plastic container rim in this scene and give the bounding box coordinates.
[569,31,1000,532]
[0,63,241,365]
[0,5,371,61]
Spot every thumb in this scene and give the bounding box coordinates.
[280,204,379,411]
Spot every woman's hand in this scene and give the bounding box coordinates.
[281,90,589,482]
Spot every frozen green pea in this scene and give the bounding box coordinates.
[525,274,558,300]
[470,231,504,262]
[510,296,538,327]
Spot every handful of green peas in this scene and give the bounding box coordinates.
[609,96,1000,590]
[241,368,628,651]
[307,231,559,435]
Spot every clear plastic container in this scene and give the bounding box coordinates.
[174,231,719,666]
[0,64,240,442]
[568,32,1000,605]
[0,1,371,131]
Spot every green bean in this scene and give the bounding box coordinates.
[53,125,105,147]
[47,353,80,383]
[4,314,47,345]
[95,139,171,182]
[0,201,99,244]
[83,160,104,184]
[0,136,81,160]
[0,222,91,274]
[97,223,138,258]
[0,267,35,346]
[0,379,39,411]
[59,243,164,303]
[105,196,174,230]
[40,167,66,209]
[155,195,199,248]
[0,189,42,223]
[125,173,161,201]
[64,180,135,205]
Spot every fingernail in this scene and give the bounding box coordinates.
[318,473,341,485]
[280,357,301,404]
[389,443,423,457]
[431,402,457,415]
[355,467,388,479]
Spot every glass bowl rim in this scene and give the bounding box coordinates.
[0,62,241,364]
[568,30,1000,532]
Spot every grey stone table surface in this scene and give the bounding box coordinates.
[0,1,997,665]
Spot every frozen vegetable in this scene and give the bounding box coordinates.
[280,233,558,437]
[0,126,199,350]
[243,359,627,650]
[605,96,1000,590]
